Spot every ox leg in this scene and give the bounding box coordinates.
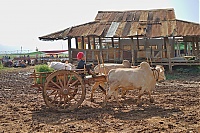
[148,91,154,103]
[114,89,122,107]
[121,88,126,99]
[91,82,100,102]
[137,88,145,107]
[103,82,118,107]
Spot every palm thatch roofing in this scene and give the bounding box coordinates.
[39,8,200,41]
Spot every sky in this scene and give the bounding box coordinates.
[0,0,199,53]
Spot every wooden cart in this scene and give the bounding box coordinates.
[30,69,106,111]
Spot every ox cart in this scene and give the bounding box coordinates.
[30,69,106,111]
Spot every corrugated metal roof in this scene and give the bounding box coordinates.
[39,8,200,41]
[176,20,200,37]
[106,22,120,37]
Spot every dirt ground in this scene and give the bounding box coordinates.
[0,66,200,133]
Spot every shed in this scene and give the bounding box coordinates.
[39,8,200,70]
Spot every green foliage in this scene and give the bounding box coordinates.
[35,65,54,84]
[165,73,180,80]
[166,66,200,80]
[35,64,54,73]
[0,63,14,71]
[175,66,200,74]
[0,63,4,70]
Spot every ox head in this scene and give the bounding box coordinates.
[155,65,166,82]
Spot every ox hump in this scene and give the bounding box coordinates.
[140,62,151,69]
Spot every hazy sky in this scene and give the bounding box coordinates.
[0,0,199,52]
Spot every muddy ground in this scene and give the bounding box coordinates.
[0,66,200,133]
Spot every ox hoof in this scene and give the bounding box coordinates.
[121,95,125,99]
[101,103,107,107]
[137,102,143,107]
[91,98,94,102]
[150,98,154,103]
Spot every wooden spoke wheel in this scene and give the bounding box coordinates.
[43,70,86,111]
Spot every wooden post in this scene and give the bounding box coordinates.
[68,37,72,62]
[137,35,140,50]
[167,45,172,73]
[192,37,195,55]
[75,37,78,49]
[93,36,96,49]
[81,36,84,49]
[99,37,102,49]
[131,37,135,66]
[118,38,122,62]
[164,37,167,58]
[145,37,151,61]
[178,42,180,57]
[88,36,91,49]
[99,37,103,61]
[165,37,172,72]
[196,36,199,56]
[183,36,187,56]
[111,37,114,48]
[111,37,116,62]
[171,36,175,57]
[184,42,187,55]
[144,37,149,50]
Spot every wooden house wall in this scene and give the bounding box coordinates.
[70,36,200,65]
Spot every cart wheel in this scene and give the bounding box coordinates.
[43,70,86,111]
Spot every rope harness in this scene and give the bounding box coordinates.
[151,68,159,81]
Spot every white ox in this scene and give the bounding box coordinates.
[90,60,132,102]
[104,61,166,106]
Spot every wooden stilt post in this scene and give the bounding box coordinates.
[75,37,78,49]
[68,37,72,62]
[192,37,195,56]
[196,36,199,57]
[166,37,172,73]
[131,37,135,66]
[81,36,84,49]
[88,36,91,49]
